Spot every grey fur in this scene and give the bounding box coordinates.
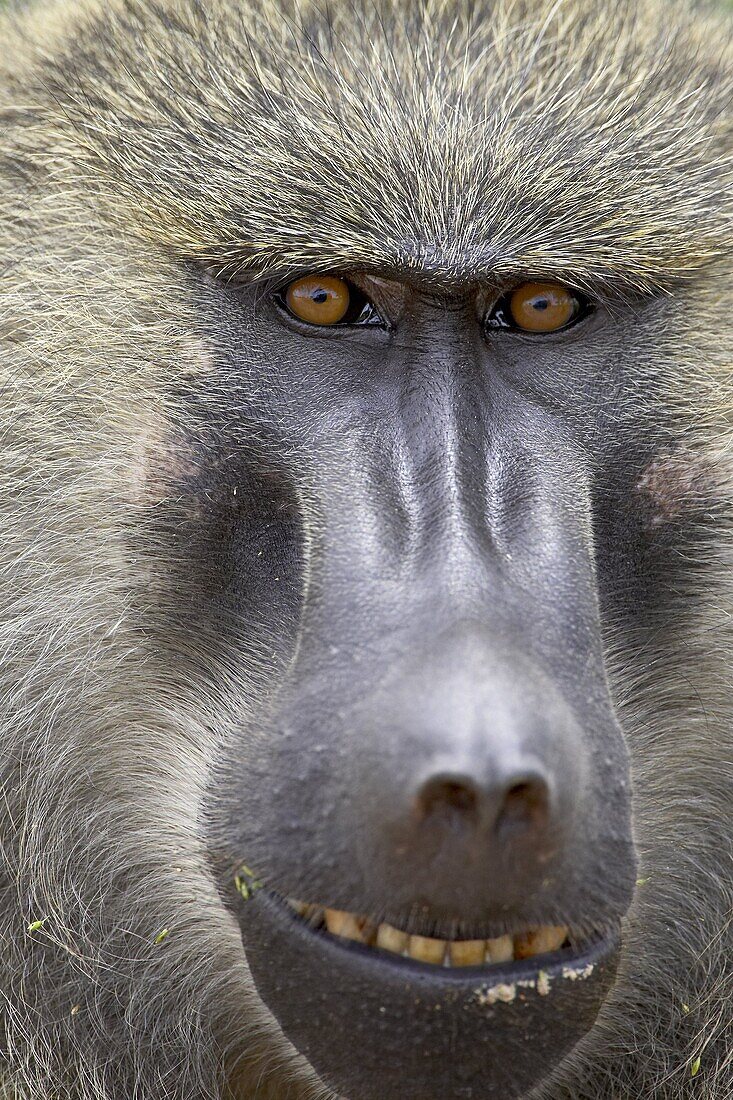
[0,0,731,1097]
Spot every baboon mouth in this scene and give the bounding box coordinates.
[236,885,621,1100]
[286,897,575,976]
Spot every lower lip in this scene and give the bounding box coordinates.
[237,891,620,1100]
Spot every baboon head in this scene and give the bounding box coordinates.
[0,0,731,1099]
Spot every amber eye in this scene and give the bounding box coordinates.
[487,281,586,335]
[283,275,352,326]
[506,281,580,333]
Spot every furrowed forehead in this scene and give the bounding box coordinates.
[42,0,732,295]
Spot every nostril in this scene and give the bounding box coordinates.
[415,774,479,823]
[413,768,552,838]
[495,775,550,840]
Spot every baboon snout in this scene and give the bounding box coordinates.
[226,624,635,947]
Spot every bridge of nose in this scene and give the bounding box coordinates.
[294,344,599,643]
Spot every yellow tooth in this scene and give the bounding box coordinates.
[360,921,378,946]
[486,935,514,963]
[324,909,367,942]
[449,939,487,967]
[408,935,447,965]
[376,923,409,954]
[288,899,308,916]
[514,925,568,960]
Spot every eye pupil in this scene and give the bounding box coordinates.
[313,291,328,304]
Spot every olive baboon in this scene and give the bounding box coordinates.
[0,0,731,1097]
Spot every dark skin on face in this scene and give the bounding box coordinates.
[201,264,642,1100]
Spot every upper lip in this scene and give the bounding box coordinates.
[232,867,609,971]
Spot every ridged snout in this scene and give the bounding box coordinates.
[223,403,636,932]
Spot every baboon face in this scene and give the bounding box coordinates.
[202,269,646,1100]
[2,1,731,1098]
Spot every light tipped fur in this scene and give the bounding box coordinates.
[0,0,731,1098]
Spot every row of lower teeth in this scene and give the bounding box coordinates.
[288,901,569,966]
